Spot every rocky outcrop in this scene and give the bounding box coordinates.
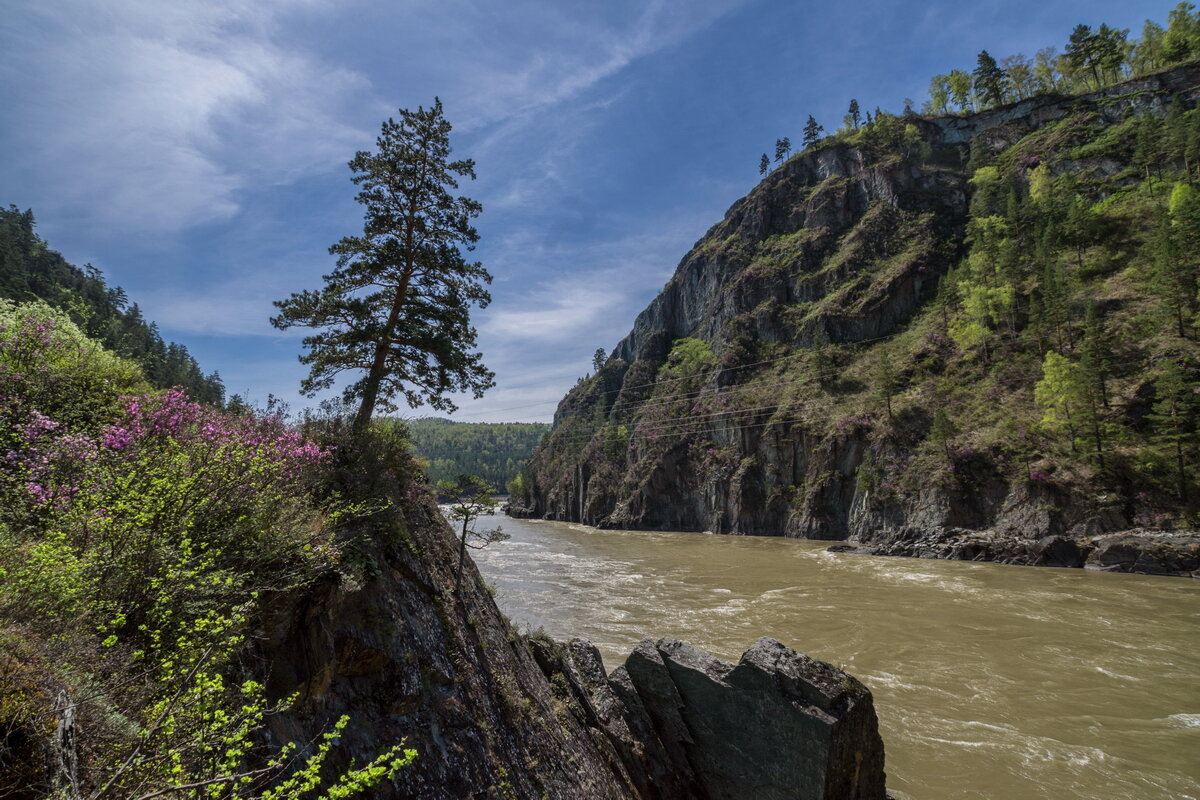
[831,528,1200,577]
[255,466,635,799]
[532,636,889,800]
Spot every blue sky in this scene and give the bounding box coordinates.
[1,0,1161,422]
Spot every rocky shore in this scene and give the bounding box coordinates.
[829,527,1200,578]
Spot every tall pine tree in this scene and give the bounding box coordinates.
[272,99,494,430]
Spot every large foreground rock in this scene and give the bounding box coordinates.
[534,636,889,800]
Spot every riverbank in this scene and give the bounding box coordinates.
[830,527,1200,578]
[509,499,1200,578]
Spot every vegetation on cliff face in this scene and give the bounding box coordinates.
[0,300,415,796]
[514,62,1200,548]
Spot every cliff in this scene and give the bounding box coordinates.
[513,64,1200,577]
[250,435,894,798]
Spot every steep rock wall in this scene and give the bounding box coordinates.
[516,65,1200,577]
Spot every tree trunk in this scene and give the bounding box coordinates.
[1175,436,1187,501]
[455,516,469,597]
[353,272,414,431]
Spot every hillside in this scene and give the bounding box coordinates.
[398,416,549,489]
[0,207,224,404]
[511,63,1200,575]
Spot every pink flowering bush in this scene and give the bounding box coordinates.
[11,388,331,633]
[0,303,335,641]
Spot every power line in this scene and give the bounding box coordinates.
[448,328,911,420]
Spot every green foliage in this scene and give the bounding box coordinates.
[663,337,716,378]
[399,417,549,489]
[1148,357,1199,499]
[272,99,494,429]
[0,299,147,428]
[0,207,225,404]
[0,309,414,794]
[438,475,509,594]
[974,50,1008,108]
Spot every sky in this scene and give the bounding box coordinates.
[0,0,1162,422]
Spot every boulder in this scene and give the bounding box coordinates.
[539,636,889,800]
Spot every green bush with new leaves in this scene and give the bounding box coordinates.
[0,302,414,798]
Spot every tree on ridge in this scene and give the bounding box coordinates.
[272,98,494,431]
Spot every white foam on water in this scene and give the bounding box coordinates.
[1094,666,1142,681]
[1165,713,1200,728]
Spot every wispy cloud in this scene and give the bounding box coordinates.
[0,0,371,234]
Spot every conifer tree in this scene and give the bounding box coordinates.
[1066,24,1101,87]
[272,99,494,430]
[930,408,957,462]
[774,137,792,163]
[810,327,838,390]
[973,50,1008,108]
[802,115,824,147]
[872,357,900,421]
[848,99,861,129]
[759,153,770,175]
[1149,358,1197,500]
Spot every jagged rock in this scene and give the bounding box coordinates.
[256,478,635,799]
[536,636,889,800]
[1030,535,1087,568]
[1086,532,1200,577]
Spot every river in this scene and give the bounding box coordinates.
[471,516,1200,800]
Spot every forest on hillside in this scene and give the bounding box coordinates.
[397,417,549,491]
[0,206,225,404]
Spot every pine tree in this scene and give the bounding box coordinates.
[973,50,1008,108]
[1078,303,1112,470]
[810,326,838,390]
[802,115,824,147]
[872,357,901,421]
[848,99,861,129]
[759,153,770,175]
[272,99,494,430]
[930,408,957,462]
[1148,358,1197,500]
[1066,24,1101,87]
[774,137,792,163]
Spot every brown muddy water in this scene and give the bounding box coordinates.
[471,516,1200,800]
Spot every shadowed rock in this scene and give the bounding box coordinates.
[536,636,889,800]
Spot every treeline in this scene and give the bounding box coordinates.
[924,3,1200,114]
[398,416,549,490]
[760,4,1200,172]
[0,206,224,404]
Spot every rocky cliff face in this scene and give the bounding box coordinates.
[248,446,892,797]
[515,65,1200,577]
[530,637,888,800]
[254,459,632,799]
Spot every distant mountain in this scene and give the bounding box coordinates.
[398,416,549,491]
[0,206,224,404]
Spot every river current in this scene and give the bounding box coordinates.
[471,516,1200,800]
